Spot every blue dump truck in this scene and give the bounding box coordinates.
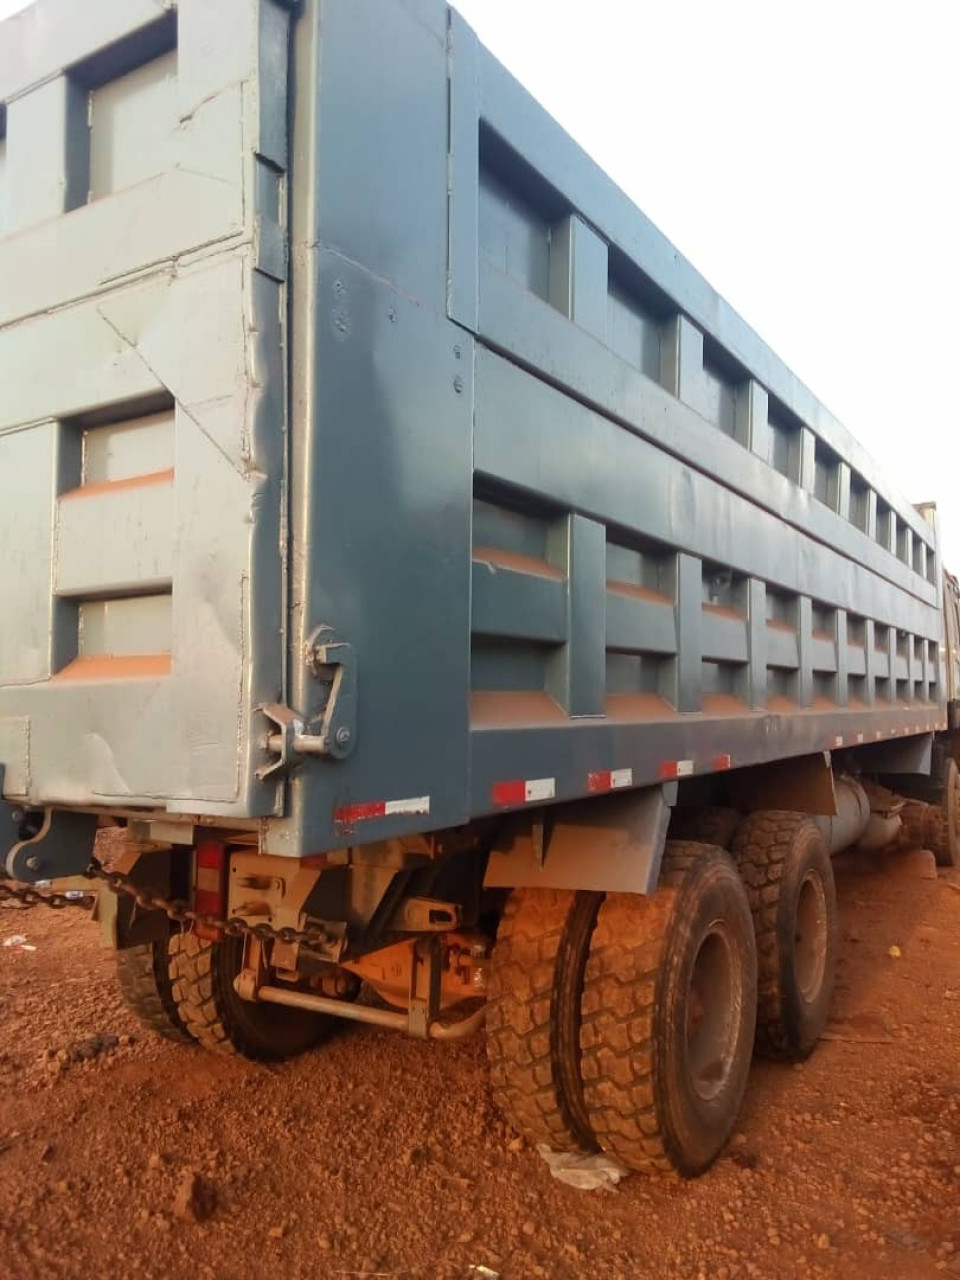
[1,0,958,1178]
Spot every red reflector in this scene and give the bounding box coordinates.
[491,780,527,807]
[713,754,732,771]
[194,888,223,916]
[196,839,225,870]
[588,771,612,793]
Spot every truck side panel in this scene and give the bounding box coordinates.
[272,0,945,854]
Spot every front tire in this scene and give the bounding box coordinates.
[580,842,757,1177]
[168,932,333,1061]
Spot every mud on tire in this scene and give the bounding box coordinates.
[731,811,837,1061]
[580,842,757,1177]
[116,936,192,1043]
[168,932,332,1061]
[486,888,602,1151]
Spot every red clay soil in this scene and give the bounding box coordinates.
[1,844,958,1279]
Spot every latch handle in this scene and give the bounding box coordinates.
[258,627,357,778]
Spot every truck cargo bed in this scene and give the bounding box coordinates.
[0,0,945,859]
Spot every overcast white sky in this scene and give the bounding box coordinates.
[3,0,958,567]
[451,0,960,570]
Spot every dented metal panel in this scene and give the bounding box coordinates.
[0,0,291,815]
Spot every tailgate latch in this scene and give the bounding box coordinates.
[258,627,356,778]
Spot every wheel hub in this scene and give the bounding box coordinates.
[685,922,740,1102]
[794,870,828,1003]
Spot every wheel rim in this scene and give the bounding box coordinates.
[794,870,828,1003]
[685,922,740,1102]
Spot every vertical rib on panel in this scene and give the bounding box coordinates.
[835,610,849,706]
[743,577,766,708]
[666,552,701,713]
[836,463,851,522]
[797,596,813,707]
[799,428,817,493]
[735,380,769,461]
[547,514,606,717]
[548,214,607,339]
[864,619,877,706]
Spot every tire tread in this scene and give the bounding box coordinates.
[116,939,192,1043]
[580,841,745,1175]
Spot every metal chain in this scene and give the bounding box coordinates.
[0,879,96,911]
[81,862,333,949]
[0,862,332,949]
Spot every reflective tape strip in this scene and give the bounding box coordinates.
[492,778,556,806]
[713,754,733,771]
[194,839,226,919]
[195,867,222,895]
[335,796,430,825]
[194,888,223,916]
[384,796,430,816]
[588,768,633,793]
[658,759,694,780]
[830,736,844,749]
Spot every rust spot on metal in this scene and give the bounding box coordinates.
[701,693,749,716]
[470,691,566,727]
[53,654,172,681]
[605,579,672,606]
[604,692,674,721]
[60,468,175,501]
[702,601,746,622]
[472,545,564,580]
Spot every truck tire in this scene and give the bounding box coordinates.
[669,806,742,850]
[928,756,960,867]
[580,842,757,1177]
[731,811,836,1060]
[168,932,333,1061]
[116,937,192,1043]
[486,888,602,1151]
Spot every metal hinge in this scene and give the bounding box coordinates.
[0,765,99,883]
[258,627,356,778]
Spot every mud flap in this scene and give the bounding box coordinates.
[484,783,675,895]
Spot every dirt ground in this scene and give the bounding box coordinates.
[2,844,959,1280]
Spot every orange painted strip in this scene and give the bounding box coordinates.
[472,545,565,581]
[60,468,175,501]
[54,653,172,682]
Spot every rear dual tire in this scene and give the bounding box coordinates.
[487,843,758,1177]
[168,932,333,1061]
[927,755,960,868]
[117,929,334,1060]
[731,812,837,1061]
[485,888,601,1151]
[116,933,192,1043]
[580,843,757,1176]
